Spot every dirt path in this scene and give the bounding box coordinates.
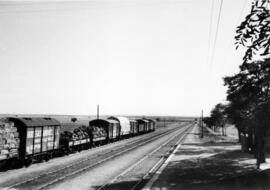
[150,125,270,190]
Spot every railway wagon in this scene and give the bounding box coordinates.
[59,119,91,153]
[136,119,147,134]
[144,119,151,133]
[0,120,20,168]
[129,119,138,136]
[0,117,60,167]
[89,119,120,144]
[144,119,156,132]
[107,116,131,138]
[149,119,156,131]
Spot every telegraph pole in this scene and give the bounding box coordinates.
[200,109,204,138]
[97,104,99,120]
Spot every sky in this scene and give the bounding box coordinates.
[0,0,252,116]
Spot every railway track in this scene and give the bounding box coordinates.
[3,122,190,190]
[98,123,194,190]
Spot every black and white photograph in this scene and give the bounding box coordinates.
[0,0,270,189]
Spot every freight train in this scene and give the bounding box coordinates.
[0,116,155,170]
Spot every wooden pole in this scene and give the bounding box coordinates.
[201,110,204,138]
[97,104,99,120]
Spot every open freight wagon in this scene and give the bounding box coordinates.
[0,117,60,168]
[0,120,20,168]
[89,119,120,144]
[59,119,92,153]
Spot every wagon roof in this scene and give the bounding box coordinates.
[89,119,119,125]
[143,118,156,122]
[136,119,147,123]
[106,119,119,124]
[3,117,60,127]
[107,116,130,124]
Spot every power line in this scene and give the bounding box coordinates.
[223,0,248,67]
[0,0,201,14]
[210,0,224,70]
[206,0,215,113]
[207,0,223,114]
[237,0,248,25]
[207,0,215,66]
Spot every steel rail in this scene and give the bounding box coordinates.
[132,124,195,190]
[98,123,194,190]
[5,123,187,190]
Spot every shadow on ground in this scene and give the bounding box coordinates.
[92,178,149,190]
[149,127,270,190]
[152,149,269,190]
[183,141,239,147]
[94,127,270,190]
[176,141,240,156]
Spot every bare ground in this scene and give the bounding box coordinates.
[150,125,270,190]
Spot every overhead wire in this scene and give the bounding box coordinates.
[206,0,216,115]
[206,0,223,114]
[209,0,223,71]
[223,0,248,66]
[207,0,248,113]
[0,0,201,14]
[207,0,215,66]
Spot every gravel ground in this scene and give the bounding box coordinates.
[101,123,193,190]
[0,123,183,189]
[48,122,190,190]
[149,125,270,190]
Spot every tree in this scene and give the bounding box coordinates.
[252,101,270,165]
[71,117,77,123]
[235,0,270,63]
[224,62,261,142]
[224,60,270,163]
[210,103,228,135]
[203,117,214,129]
[229,0,270,165]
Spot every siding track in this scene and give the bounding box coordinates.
[3,123,189,190]
[98,123,194,190]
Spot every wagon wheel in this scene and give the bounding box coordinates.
[10,159,23,169]
[24,159,33,167]
[45,154,50,162]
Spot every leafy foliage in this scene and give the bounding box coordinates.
[210,104,227,128]
[224,60,270,129]
[235,0,270,62]
[224,0,270,163]
[204,103,228,135]
[203,117,214,128]
[71,117,77,122]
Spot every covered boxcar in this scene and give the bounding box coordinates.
[129,119,138,136]
[136,119,147,134]
[107,116,131,138]
[143,118,156,132]
[148,119,156,131]
[144,119,151,133]
[0,117,60,166]
[89,119,120,144]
